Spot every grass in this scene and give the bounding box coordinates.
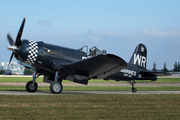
[0,77,180,83]
[0,86,180,91]
[0,77,43,82]
[155,78,180,83]
[0,94,180,120]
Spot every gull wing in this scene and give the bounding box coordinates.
[63,54,127,79]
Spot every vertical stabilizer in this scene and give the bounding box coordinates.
[129,43,147,69]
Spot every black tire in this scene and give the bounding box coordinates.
[132,88,137,93]
[50,81,63,94]
[26,81,38,92]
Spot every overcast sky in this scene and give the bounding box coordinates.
[0,0,180,70]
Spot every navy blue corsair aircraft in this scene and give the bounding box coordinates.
[7,18,170,94]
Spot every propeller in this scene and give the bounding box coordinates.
[7,17,26,64]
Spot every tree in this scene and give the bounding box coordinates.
[163,62,168,72]
[178,62,180,71]
[0,70,5,75]
[24,68,34,75]
[152,62,157,71]
[173,62,178,72]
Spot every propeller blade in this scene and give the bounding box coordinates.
[7,34,15,46]
[15,17,26,47]
[9,53,14,65]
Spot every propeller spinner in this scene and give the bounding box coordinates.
[7,17,26,64]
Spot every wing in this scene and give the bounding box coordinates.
[140,71,172,76]
[62,54,127,79]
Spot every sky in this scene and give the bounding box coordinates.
[0,0,180,70]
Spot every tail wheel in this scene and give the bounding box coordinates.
[50,81,63,94]
[26,81,38,92]
[132,88,137,93]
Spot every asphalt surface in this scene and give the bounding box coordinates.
[0,91,180,95]
[1,82,180,87]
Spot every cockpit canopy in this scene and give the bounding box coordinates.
[89,46,107,56]
[79,45,107,56]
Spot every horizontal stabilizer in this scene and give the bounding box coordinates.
[140,71,172,76]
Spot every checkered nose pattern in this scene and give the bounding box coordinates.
[24,40,38,65]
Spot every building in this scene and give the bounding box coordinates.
[0,61,25,75]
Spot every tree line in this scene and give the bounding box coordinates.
[152,62,180,72]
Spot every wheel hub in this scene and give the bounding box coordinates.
[29,84,36,90]
[53,83,61,92]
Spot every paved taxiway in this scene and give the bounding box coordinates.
[1,82,180,87]
[0,91,180,95]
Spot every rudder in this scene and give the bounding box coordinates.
[129,43,147,69]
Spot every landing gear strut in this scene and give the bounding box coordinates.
[26,70,38,92]
[50,71,63,94]
[128,80,137,93]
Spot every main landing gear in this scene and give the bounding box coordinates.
[50,71,63,94]
[50,81,63,94]
[128,80,137,93]
[26,70,63,94]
